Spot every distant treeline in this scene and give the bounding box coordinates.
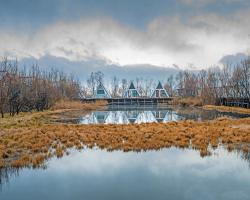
[174,57,250,104]
[1,56,249,117]
[0,57,82,118]
[84,57,250,105]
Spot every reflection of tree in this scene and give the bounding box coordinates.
[173,107,246,121]
[242,152,250,165]
[174,107,213,120]
[0,167,19,188]
[235,148,250,166]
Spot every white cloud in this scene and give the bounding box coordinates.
[0,10,250,70]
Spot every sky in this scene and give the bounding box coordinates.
[0,0,250,71]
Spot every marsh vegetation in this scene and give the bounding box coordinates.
[0,103,249,169]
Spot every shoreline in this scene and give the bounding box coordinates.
[0,105,249,168]
[203,105,250,115]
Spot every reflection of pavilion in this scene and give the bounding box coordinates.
[125,110,141,123]
[152,111,168,122]
[83,111,109,124]
[105,111,129,124]
[135,111,157,123]
[94,111,109,123]
[80,109,179,124]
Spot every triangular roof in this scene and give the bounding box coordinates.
[123,81,140,98]
[94,82,111,98]
[156,81,164,89]
[129,82,136,89]
[96,82,105,90]
[151,81,169,98]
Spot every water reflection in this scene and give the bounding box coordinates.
[56,106,250,125]
[0,168,19,187]
[1,147,250,200]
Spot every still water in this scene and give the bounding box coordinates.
[54,105,250,124]
[1,147,250,200]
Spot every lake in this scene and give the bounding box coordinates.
[1,106,249,200]
[53,105,250,124]
[1,146,250,200]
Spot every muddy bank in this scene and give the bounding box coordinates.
[0,111,249,168]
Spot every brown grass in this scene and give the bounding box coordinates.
[173,97,203,107]
[0,100,107,129]
[203,105,250,115]
[0,115,250,168]
[51,100,107,110]
[55,146,64,158]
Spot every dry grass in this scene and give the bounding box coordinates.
[51,100,107,110]
[55,146,64,158]
[203,105,250,115]
[0,100,107,129]
[0,114,249,168]
[173,97,203,107]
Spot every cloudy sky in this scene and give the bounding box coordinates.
[0,0,250,71]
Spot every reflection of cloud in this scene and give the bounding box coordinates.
[1,11,250,69]
[3,147,250,199]
[48,147,250,179]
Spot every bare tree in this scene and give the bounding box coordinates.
[0,57,82,117]
[111,76,119,97]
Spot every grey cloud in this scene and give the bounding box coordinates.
[19,55,180,83]
[147,17,202,52]
[219,53,249,66]
[1,9,250,69]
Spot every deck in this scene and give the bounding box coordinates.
[83,97,173,106]
[216,98,250,108]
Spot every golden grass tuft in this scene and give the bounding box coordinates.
[32,154,46,168]
[55,146,64,158]
[11,155,31,168]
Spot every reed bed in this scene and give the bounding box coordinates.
[0,116,249,168]
[51,100,107,110]
[173,97,203,107]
